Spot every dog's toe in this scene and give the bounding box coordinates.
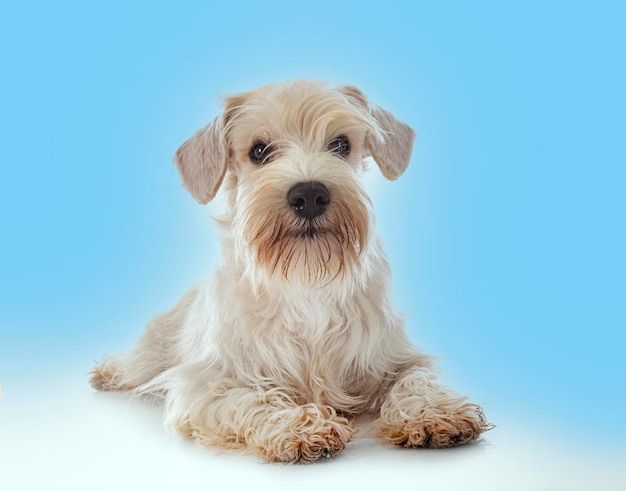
[262,404,355,463]
[378,401,493,448]
[89,358,129,391]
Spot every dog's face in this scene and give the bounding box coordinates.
[173,80,415,288]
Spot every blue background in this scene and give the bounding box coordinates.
[1,1,624,448]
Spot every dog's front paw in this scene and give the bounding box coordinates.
[377,398,493,448]
[262,404,355,463]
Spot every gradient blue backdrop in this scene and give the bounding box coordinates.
[1,1,624,448]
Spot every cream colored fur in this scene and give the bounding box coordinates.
[90,80,492,463]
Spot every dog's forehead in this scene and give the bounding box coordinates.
[224,81,373,145]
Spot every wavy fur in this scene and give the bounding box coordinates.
[90,80,491,463]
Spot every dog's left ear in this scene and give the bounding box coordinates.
[173,116,228,205]
[368,105,416,180]
[341,85,416,180]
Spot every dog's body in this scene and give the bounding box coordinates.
[91,80,491,463]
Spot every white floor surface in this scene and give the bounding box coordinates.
[1,367,624,491]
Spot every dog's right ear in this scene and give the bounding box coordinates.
[173,116,228,205]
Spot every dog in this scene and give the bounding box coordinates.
[90,79,492,463]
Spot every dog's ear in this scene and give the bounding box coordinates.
[173,116,227,205]
[367,105,416,180]
[341,85,416,180]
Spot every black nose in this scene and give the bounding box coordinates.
[287,181,330,218]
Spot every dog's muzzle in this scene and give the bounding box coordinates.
[287,181,330,219]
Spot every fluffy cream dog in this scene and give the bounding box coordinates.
[90,79,492,463]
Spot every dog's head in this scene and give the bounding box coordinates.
[174,80,415,288]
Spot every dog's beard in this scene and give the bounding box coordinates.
[244,193,371,285]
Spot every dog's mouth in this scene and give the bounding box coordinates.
[294,219,327,239]
[300,226,320,240]
[248,213,365,283]
[244,190,371,283]
[285,216,347,243]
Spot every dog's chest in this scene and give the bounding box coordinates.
[251,290,355,343]
[244,292,376,378]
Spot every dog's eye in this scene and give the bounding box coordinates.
[249,141,273,165]
[328,135,350,157]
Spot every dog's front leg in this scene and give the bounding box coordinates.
[162,368,355,463]
[375,366,492,448]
